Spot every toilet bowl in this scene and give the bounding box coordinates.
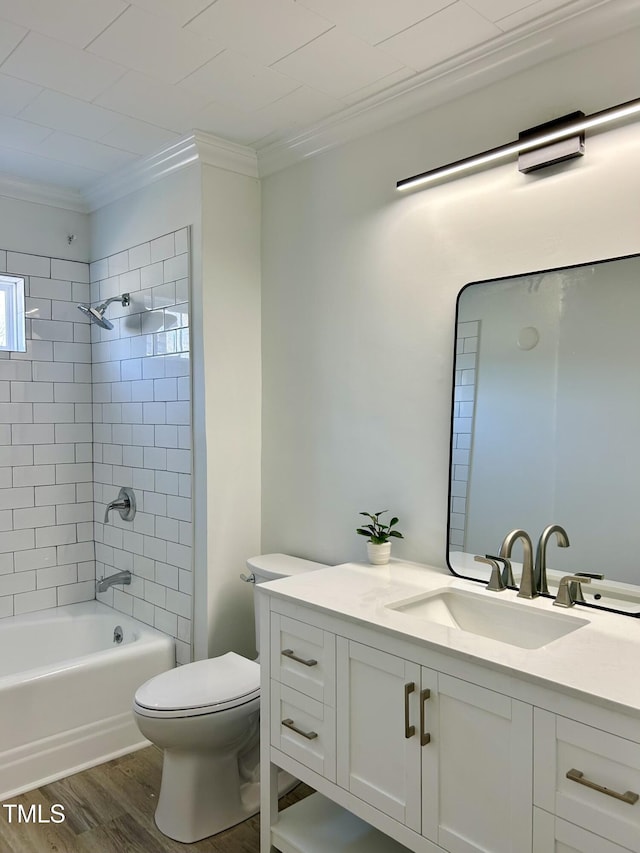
[132,553,325,843]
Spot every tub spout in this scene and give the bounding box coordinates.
[97,571,132,593]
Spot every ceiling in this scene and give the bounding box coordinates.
[0,0,637,197]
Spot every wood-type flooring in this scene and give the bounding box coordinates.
[0,746,312,852]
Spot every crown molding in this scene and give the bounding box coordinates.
[256,0,640,177]
[0,172,87,212]
[83,132,258,212]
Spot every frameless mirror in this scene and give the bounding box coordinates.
[0,274,26,352]
[447,253,640,617]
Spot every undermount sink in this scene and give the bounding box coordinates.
[386,588,589,649]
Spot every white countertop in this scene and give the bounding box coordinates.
[259,559,640,717]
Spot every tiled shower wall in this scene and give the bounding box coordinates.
[91,228,192,664]
[0,249,94,618]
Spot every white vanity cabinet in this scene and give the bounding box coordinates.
[259,565,640,853]
[262,597,534,853]
[336,638,532,852]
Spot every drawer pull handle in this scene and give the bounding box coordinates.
[281,648,318,667]
[566,768,639,805]
[420,688,431,746]
[282,718,318,740]
[404,682,415,739]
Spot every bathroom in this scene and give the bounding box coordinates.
[0,3,639,852]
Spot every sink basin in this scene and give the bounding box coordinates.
[386,588,589,649]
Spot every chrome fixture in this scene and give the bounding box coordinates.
[97,570,132,593]
[113,625,124,644]
[77,293,130,330]
[499,529,536,599]
[554,574,591,608]
[397,97,640,192]
[534,524,570,595]
[569,572,605,604]
[475,555,506,592]
[104,486,136,523]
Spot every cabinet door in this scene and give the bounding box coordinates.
[422,670,533,853]
[533,807,631,853]
[336,638,422,832]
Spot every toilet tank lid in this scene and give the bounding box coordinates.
[246,553,327,581]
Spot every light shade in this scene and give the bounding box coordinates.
[396,98,640,192]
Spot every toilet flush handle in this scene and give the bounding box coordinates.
[240,572,256,583]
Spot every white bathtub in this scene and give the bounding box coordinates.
[0,601,175,800]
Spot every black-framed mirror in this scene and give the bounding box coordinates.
[447,253,640,618]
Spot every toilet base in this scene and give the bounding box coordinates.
[154,748,297,843]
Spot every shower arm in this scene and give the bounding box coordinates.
[98,294,130,311]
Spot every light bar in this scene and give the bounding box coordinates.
[396,97,640,192]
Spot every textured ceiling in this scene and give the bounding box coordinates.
[0,0,636,193]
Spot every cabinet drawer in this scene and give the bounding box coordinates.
[535,709,640,851]
[270,613,335,705]
[533,807,632,853]
[270,681,336,782]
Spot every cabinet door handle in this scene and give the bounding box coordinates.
[282,718,318,740]
[566,768,639,805]
[404,682,415,738]
[281,648,318,667]
[419,688,431,746]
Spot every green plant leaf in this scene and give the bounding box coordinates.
[389,530,404,538]
[389,517,399,527]
[356,528,372,537]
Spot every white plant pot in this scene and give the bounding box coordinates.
[367,541,391,565]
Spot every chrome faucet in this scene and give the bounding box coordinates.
[499,529,536,599]
[554,574,591,608]
[96,570,132,593]
[534,524,570,595]
[104,486,136,523]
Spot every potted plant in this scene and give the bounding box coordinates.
[357,510,404,565]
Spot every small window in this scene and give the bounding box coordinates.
[0,275,26,352]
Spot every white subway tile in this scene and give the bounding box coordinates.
[0,361,32,381]
[165,588,190,619]
[155,561,179,589]
[13,339,53,361]
[13,465,56,487]
[0,486,34,510]
[37,562,77,589]
[166,449,191,474]
[144,579,166,608]
[143,446,166,470]
[58,541,94,564]
[53,341,91,363]
[121,358,142,381]
[0,425,9,444]
[10,381,53,402]
[0,528,35,553]
[150,233,175,263]
[166,401,190,425]
[133,596,155,626]
[112,587,133,615]
[0,445,33,466]
[164,253,188,282]
[155,470,179,495]
[140,261,164,289]
[111,382,132,404]
[123,446,143,468]
[57,580,94,605]
[132,467,154,491]
[0,596,13,617]
[54,382,92,403]
[55,423,92,443]
[51,259,89,283]
[90,258,109,282]
[0,402,33,423]
[153,378,177,401]
[175,229,188,255]
[133,553,155,580]
[14,586,57,615]
[35,483,75,506]
[34,403,75,423]
[32,361,74,382]
[26,297,52,320]
[177,615,191,644]
[175,640,191,665]
[72,282,90,304]
[143,402,166,424]
[178,475,191,498]
[29,276,71,301]
[175,278,189,302]
[142,355,166,379]
[166,495,191,522]
[129,242,151,270]
[7,252,50,278]
[166,541,192,570]
[107,251,129,277]
[154,607,177,636]
[154,424,178,448]
[131,379,154,402]
[152,282,175,308]
[143,535,166,562]
[0,569,35,595]
[36,524,76,548]
[120,268,141,293]
[13,423,54,444]
[57,502,93,524]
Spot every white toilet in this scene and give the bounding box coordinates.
[132,553,325,843]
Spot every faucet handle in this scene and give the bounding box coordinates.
[554,574,591,608]
[486,554,515,587]
[570,572,603,603]
[475,555,507,592]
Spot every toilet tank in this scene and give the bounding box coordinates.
[246,553,326,655]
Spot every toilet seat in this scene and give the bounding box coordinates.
[134,652,260,719]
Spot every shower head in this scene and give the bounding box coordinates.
[77,293,130,330]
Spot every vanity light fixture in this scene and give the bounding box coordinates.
[396,97,640,192]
